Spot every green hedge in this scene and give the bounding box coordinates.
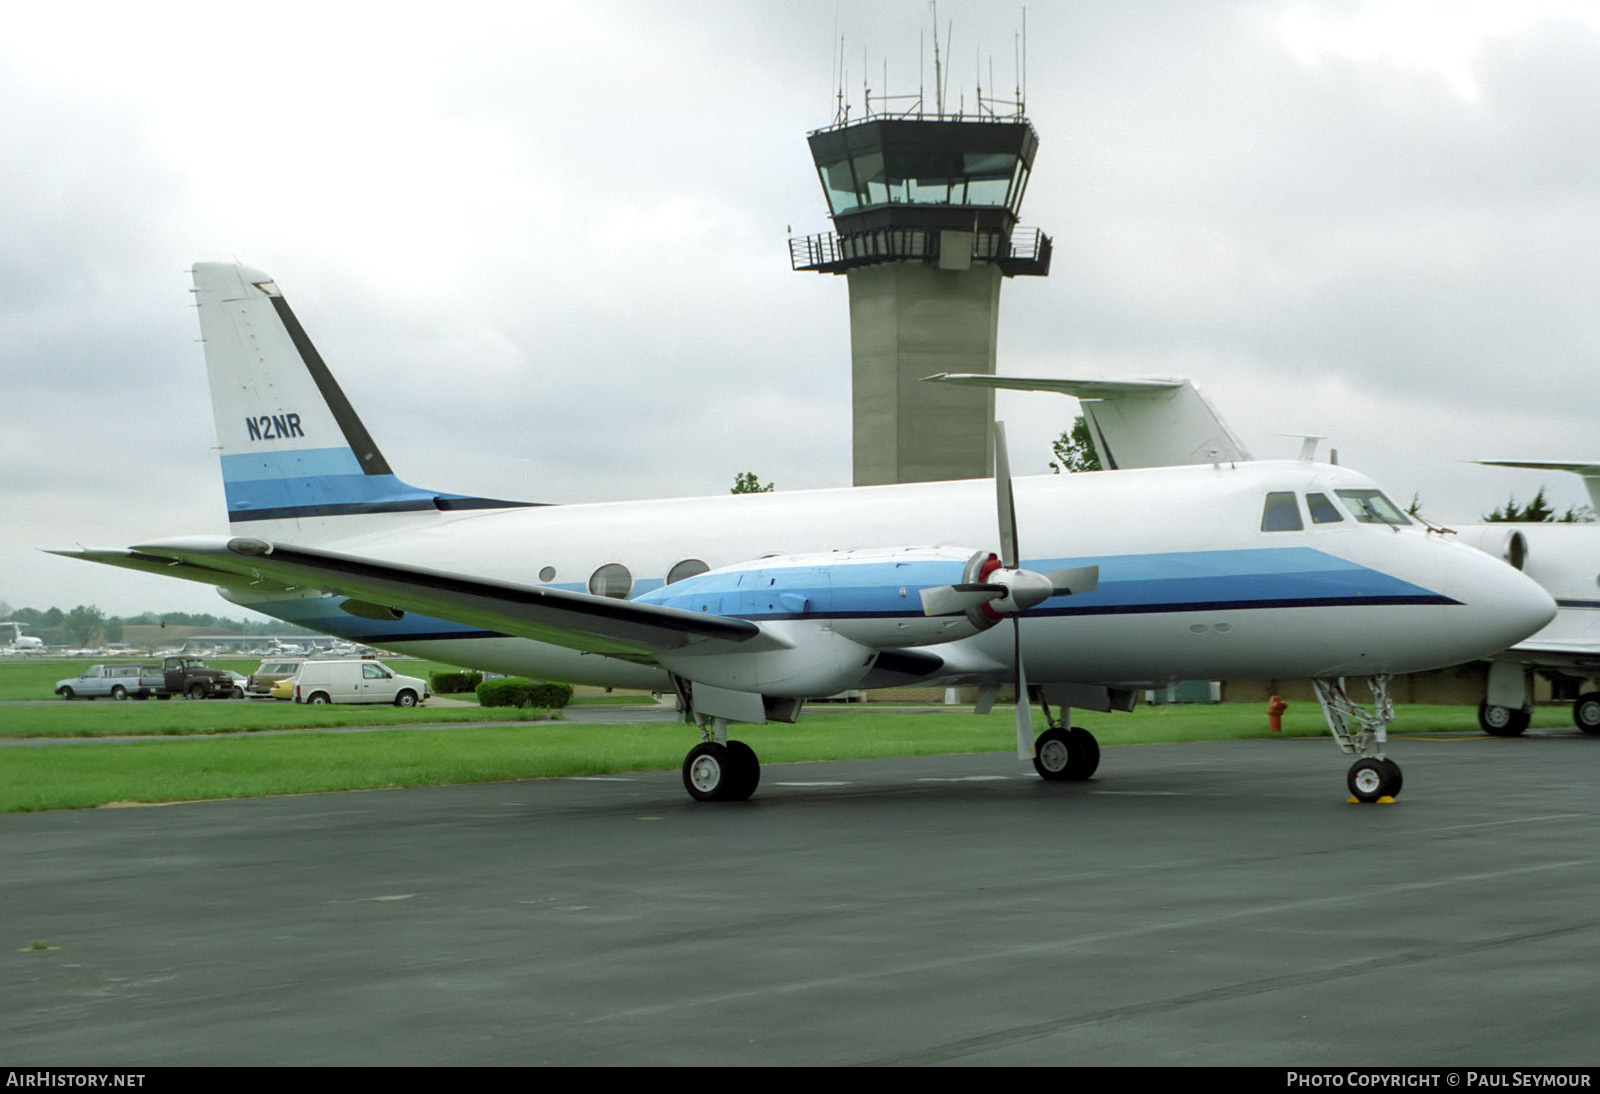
[475,677,573,709]
[429,671,484,694]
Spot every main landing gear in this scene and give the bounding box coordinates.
[1571,692,1600,736]
[1031,695,1100,782]
[1313,675,1404,803]
[1477,701,1530,737]
[682,730,760,803]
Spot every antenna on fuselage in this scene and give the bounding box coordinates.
[1273,433,1326,461]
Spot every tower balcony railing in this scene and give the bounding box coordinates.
[789,226,1051,276]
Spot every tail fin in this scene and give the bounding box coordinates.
[193,262,532,538]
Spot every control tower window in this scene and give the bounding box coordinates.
[818,149,1025,213]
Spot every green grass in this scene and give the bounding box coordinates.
[1,702,1562,813]
[0,701,575,738]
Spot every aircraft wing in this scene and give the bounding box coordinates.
[54,537,775,658]
[1473,460,1600,510]
[923,373,1252,469]
[45,547,302,592]
[1493,640,1600,671]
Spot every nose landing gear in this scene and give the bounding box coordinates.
[1314,676,1404,803]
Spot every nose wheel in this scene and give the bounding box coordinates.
[1316,676,1405,803]
[1347,757,1403,803]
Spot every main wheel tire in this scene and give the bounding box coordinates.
[1379,757,1404,796]
[1032,728,1074,781]
[723,740,760,801]
[1033,727,1100,781]
[186,683,207,701]
[1348,757,1401,803]
[1477,701,1530,737]
[394,690,419,708]
[110,686,129,701]
[1066,727,1101,780]
[1573,692,1600,735]
[683,742,733,802]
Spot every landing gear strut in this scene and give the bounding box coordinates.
[1031,696,1100,782]
[1313,675,1403,803]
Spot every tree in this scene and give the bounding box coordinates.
[731,472,774,494]
[64,604,106,647]
[1485,488,1555,523]
[1049,416,1102,473]
[1484,487,1595,523]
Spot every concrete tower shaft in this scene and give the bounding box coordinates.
[792,117,1051,486]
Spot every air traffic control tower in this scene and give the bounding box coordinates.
[790,108,1051,486]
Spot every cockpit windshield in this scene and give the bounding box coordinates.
[1334,489,1412,526]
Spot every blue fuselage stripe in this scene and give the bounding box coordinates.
[238,547,1453,643]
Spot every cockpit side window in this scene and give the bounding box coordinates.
[1335,489,1412,526]
[1306,492,1344,524]
[1261,491,1304,532]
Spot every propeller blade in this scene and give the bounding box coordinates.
[919,582,1006,617]
[1046,565,1099,596]
[1014,618,1034,759]
[995,421,1020,569]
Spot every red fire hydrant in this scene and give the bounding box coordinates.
[1268,695,1288,733]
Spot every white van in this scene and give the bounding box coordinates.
[292,660,429,707]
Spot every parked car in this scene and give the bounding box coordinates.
[269,677,296,701]
[246,659,304,698]
[292,660,429,707]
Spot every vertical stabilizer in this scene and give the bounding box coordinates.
[192,262,532,539]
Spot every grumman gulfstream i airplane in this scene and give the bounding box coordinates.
[52,264,1556,803]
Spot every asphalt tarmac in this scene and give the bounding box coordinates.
[4,728,1596,1066]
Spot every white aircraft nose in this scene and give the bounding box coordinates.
[1441,543,1557,662]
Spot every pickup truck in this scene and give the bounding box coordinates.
[55,658,244,700]
[54,663,164,700]
[160,656,244,700]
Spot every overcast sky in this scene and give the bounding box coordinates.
[6,0,1600,618]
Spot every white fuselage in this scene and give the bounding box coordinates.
[221,459,1555,693]
[1454,523,1600,669]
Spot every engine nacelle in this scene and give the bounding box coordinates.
[657,620,889,697]
[1455,526,1529,571]
[636,545,996,651]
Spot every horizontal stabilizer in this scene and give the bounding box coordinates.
[924,373,1252,470]
[1474,460,1600,511]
